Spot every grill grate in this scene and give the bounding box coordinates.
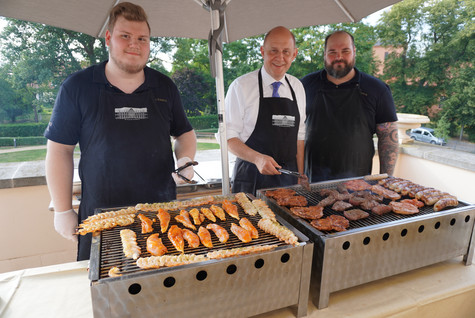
[96,201,288,280]
[264,180,468,234]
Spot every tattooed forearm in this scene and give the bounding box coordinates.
[376,122,399,175]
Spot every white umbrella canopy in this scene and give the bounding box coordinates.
[1,0,401,195]
[2,0,400,40]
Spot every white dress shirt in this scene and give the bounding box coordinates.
[225,67,306,143]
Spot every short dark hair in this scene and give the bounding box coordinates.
[324,30,354,51]
[108,2,150,34]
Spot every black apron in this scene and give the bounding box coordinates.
[232,69,300,195]
[77,86,176,260]
[304,83,374,183]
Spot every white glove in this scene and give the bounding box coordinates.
[172,156,194,185]
[54,209,78,242]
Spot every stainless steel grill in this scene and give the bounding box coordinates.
[88,195,314,318]
[257,177,475,309]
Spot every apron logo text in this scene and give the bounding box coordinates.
[272,115,295,127]
[115,107,148,120]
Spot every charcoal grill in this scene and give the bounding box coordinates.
[257,177,475,309]
[88,195,313,318]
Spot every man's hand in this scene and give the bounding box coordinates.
[172,156,195,185]
[54,209,78,242]
[254,154,281,175]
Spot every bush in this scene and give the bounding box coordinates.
[0,123,49,137]
[187,114,218,130]
[0,136,47,147]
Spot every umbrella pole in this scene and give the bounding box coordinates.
[208,1,231,195]
[213,50,231,195]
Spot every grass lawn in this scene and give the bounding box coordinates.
[0,142,220,163]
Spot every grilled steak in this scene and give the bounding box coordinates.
[276,195,308,207]
[344,209,369,221]
[371,204,392,215]
[290,206,324,219]
[331,200,353,212]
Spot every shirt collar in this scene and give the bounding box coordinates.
[261,66,287,88]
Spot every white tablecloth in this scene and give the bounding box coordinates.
[2,257,475,318]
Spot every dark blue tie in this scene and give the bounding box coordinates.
[272,81,281,97]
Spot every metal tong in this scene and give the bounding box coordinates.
[277,168,311,191]
[174,160,203,184]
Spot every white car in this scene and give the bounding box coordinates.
[410,127,446,145]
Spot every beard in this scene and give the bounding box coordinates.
[109,43,147,74]
[324,57,355,79]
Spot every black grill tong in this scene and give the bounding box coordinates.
[277,168,311,191]
[174,160,205,184]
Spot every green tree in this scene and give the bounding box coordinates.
[171,67,215,116]
[376,0,475,135]
[0,72,31,123]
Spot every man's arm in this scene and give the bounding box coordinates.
[375,122,399,176]
[45,140,78,241]
[45,140,76,212]
[227,137,281,175]
[173,130,197,161]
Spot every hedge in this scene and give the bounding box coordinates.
[0,136,47,147]
[187,114,218,130]
[0,115,219,136]
[0,123,49,137]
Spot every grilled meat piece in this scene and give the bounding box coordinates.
[343,179,372,191]
[434,197,459,211]
[230,223,252,243]
[189,208,205,225]
[289,206,324,219]
[137,214,154,234]
[200,207,216,222]
[310,215,349,232]
[239,217,259,239]
[337,183,349,194]
[120,229,141,260]
[182,229,200,248]
[328,215,350,231]
[331,200,353,212]
[206,223,229,243]
[210,204,226,221]
[146,233,168,256]
[389,201,419,215]
[320,189,339,197]
[168,225,185,253]
[310,217,333,231]
[276,195,308,207]
[265,188,296,199]
[400,199,424,208]
[349,196,366,206]
[344,209,369,221]
[371,184,401,201]
[175,210,196,230]
[360,199,380,211]
[371,204,392,215]
[222,200,240,220]
[317,195,337,207]
[157,208,170,233]
[198,226,213,248]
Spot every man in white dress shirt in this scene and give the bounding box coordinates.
[225,26,306,195]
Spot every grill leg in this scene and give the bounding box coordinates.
[463,219,475,265]
[296,243,314,317]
